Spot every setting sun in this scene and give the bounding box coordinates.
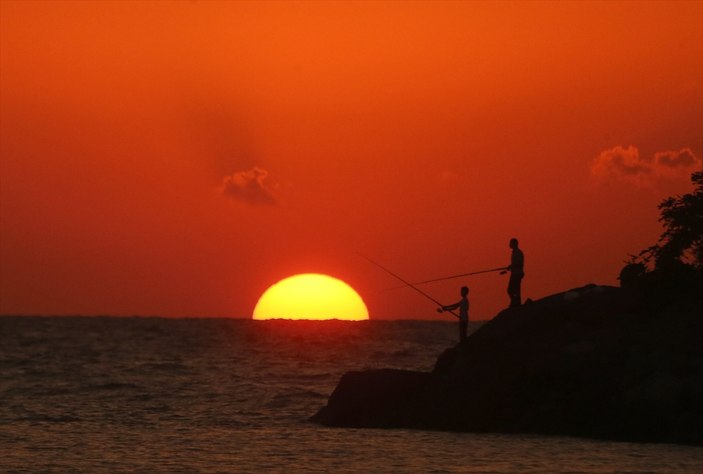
[252,274,369,321]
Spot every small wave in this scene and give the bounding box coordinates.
[130,393,154,401]
[212,418,248,428]
[137,362,188,372]
[16,414,80,423]
[143,404,171,413]
[277,388,326,400]
[87,382,141,391]
[297,390,326,399]
[264,389,327,408]
[31,387,76,397]
[391,349,414,357]
[294,372,335,381]
[370,348,416,359]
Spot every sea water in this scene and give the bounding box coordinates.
[1,317,702,473]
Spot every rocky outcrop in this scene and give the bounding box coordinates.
[310,369,431,428]
[311,284,703,445]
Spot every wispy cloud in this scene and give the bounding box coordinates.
[590,146,700,186]
[654,148,700,177]
[219,167,278,206]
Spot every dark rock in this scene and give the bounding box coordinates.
[311,284,703,445]
[310,369,431,428]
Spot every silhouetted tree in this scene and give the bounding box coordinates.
[618,261,647,289]
[642,171,703,268]
[620,171,703,304]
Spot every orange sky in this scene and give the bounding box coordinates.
[1,0,702,319]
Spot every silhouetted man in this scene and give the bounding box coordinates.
[438,286,470,343]
[505,238,524,307]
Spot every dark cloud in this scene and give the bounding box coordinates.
[591,146,701,186]
[655,148,700,171]
[219,167,278,206]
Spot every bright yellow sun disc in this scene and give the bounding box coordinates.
[253,273,369,320]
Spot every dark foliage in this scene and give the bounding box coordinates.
[644,170,703,268]
[620,171,703,303]
[618,262,647,289]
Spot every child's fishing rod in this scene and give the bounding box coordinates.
[359,254,459,319]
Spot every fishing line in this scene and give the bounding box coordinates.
[359,254,459,318]
[384,266,505,291]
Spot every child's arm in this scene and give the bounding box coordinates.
[440,301,461,312]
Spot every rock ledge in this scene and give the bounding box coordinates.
[312,285,703,445]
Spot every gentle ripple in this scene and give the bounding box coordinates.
[1,317,702,473]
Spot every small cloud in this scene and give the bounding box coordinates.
[654,148,701,176]
[219,167,278,206]
[590,146,701,186]
[590,145,650,185]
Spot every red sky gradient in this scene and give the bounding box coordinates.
[1,1,702,319]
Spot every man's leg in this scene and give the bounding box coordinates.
[507,280,514,307]
[508,274,521,307]
[515,275,523,306]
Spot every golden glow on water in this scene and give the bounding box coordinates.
[253,273,369,320]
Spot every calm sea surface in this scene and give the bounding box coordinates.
[1,317,702,473]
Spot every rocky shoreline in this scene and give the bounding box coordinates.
[311,284,703,445]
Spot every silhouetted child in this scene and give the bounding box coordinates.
[438,286,470,343]
[502,237,524,307]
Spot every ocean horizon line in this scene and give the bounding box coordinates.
[0,314,480,322]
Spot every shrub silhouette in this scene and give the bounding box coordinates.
[621,171,703,304]
[644,170,703,268]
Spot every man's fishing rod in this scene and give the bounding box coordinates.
[359,254,459,319]
[384,266,506,291]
